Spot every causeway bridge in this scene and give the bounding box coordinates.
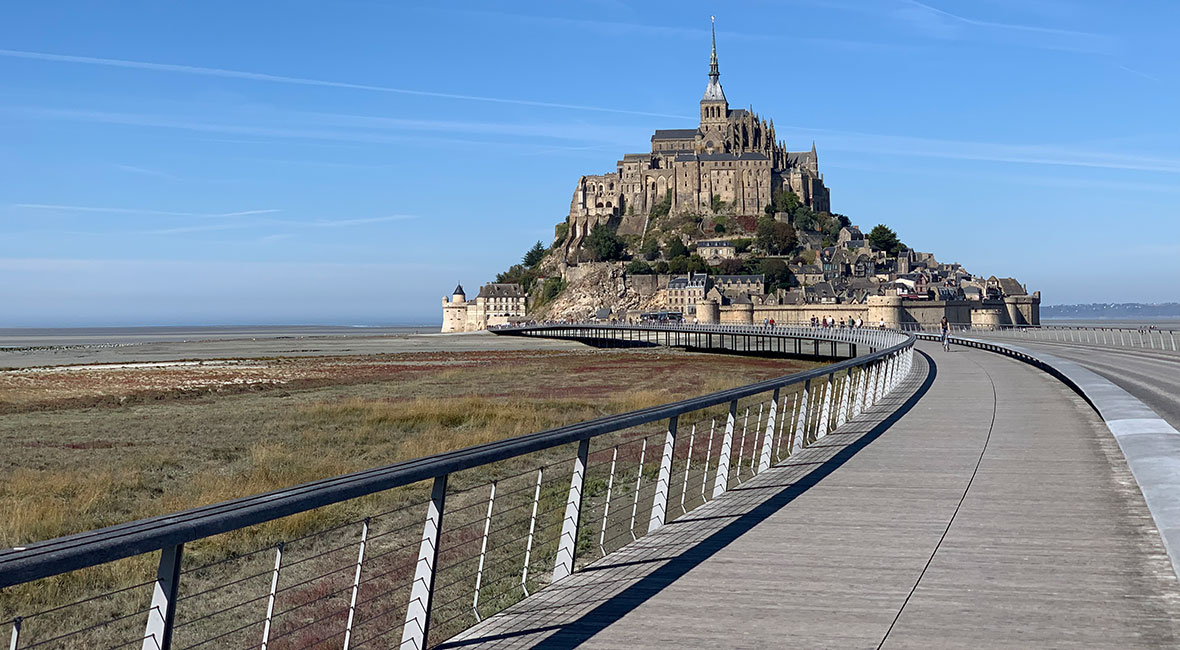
[2,323,1180,648]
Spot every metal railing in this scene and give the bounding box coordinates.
[899,323,1179,352]
[1,325,915,650]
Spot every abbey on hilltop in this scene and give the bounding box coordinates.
[562,20,831,262]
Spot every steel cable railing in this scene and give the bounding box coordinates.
[898,322,1179,352]
[1,324,914,650]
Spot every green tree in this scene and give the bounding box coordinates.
[667,256,688,273]
[522,240,546,267]
[652,260,670,274]
[650,193,672,219]
[765,189,801,216]
[625,259,653,275]
[732,238,753,254]
[711,194,726,213]
[758,258,794,290]
[685,254,708,273]
[756,217,798,255]
[774,222,798,254]
[495,264,540,292]
[640,237,661,261]
[553,222,569,246]
[534,277,566,307]
[665,236,688,260]
[713,222,726,234]
[756,217,776,254]
[718,258,745,274]
[793,206,817,231]
[867,224,903,255]
[585,223,626,261]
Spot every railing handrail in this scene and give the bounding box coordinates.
[898,322,1177,333]
[0,325,914,589]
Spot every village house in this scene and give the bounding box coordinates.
[696,239,737,262]
[667,272,710,315]
[837,225,864,249]
[713,274,765,298]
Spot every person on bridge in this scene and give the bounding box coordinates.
[940,316,951,351]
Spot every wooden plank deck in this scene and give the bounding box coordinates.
[441,343,1180,649]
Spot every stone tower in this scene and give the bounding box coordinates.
[699,17,728,154]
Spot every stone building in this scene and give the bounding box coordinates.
[713,274,765,298]
[562,21,831,261]
[441,283,527,332]
[667,272,710,315]
[697,239,737,261]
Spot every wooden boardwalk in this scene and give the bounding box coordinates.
[442,343,1180,649]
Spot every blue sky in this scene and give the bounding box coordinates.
[2,1,1177,326]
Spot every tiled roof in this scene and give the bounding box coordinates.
[477,283,525,298]
[652,129,699,141]
[714,274,764,283]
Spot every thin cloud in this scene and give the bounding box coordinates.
[463,9,908,54]
[6,106,637,151]
[307,215,418,227]
[1117,65,1160,83]
[113,164,178,180]
[14,203,281,218]
[141,222,253,235]
[0,48,688,120]
[898,0,1115,53]
[139,214,419,236]
[781,126,1180,174]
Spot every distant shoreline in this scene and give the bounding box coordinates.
[0,325,437,349]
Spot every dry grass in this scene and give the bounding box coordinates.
[0,348,821,636]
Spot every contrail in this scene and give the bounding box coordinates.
[0,48,690,120]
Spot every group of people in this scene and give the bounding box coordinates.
[807,315,883,329]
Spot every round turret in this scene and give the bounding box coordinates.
[697,299,720,324]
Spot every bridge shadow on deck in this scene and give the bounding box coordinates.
[440,352,937,649]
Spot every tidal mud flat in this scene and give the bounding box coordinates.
[0,329,584,369]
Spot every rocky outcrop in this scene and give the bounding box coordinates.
[533,262,666,321]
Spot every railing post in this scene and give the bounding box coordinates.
[553,437,590,582]
[867,363,880,407]
[836,372,850,428]
[793,381,810,452]
[702,419,715,500]
[400,474,447,650]
[599,446,618,556]
[142,543,183,650]
[473,482,495,620]
[522,469,543,593]
[712,400,738,498]
[851,367,864,418]
[758,388,780,472]
[342,518,369,650]
[816,372,835,441]
[629,438,648,539]
[735,407,750,483]
[9,617,20,650]
[649,416,679,532]
[680,423,696,513]
[260,543,283,650]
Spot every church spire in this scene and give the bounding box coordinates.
[709,16,719,79]
[701,17,727,103]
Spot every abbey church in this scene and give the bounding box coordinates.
[563,22,831,261]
